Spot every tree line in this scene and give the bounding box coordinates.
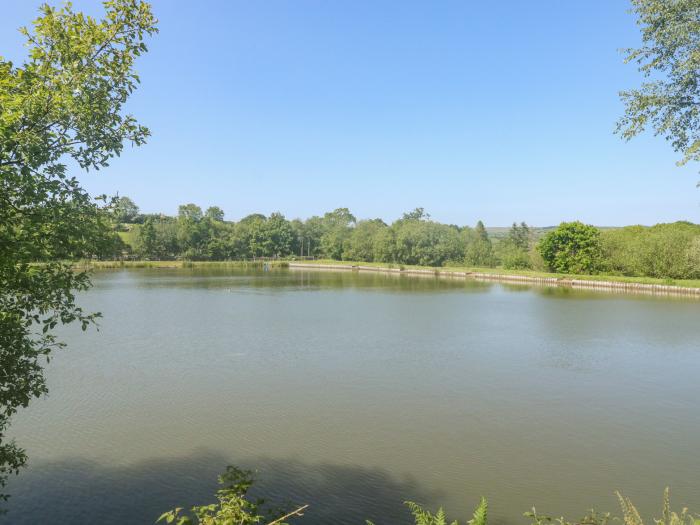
[111,197,700,280]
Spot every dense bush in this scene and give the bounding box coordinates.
[600,222,700,279]
[495,223,533,270]
[538,222,603,274]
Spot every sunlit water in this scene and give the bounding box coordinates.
[5,268,700,524]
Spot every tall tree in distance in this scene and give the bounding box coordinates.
[465,221,494,267]
[113,196,140,223]
[179,203,204,221]
[617,0,700,175]
[0,0,157,503]
[205,206,225,222]
[508,222,531,251]
[475,220,489,241]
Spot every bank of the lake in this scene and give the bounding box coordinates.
[77,259,700,295]
[73,260,291,270]
[290,260,700,296]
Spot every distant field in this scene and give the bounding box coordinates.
[485,225,618,240]
[116,224,140,248]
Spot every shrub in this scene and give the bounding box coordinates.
[156,467,306,525]
[538,222,602,274]
[600,222,700,279]
[498,243,532,270]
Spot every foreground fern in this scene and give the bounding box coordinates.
[618,488,699,525]
[158,472,697,525]
[524,489,699,525]
[367,496,487,525]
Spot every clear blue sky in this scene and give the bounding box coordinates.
[2,1,699,226]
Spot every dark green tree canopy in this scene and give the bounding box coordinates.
[205,206,225,222]
[401,207,430,221]
[178,203,204,221]
[538,222,602,274]
[113,196,140,223]
[507,222,531,251]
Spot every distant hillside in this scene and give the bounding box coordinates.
[485,226,556,240]
[486,225,618,240]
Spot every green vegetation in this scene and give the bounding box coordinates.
[107,200,700,282]
[2,0,699,519]
[159,469,698,525]
[367,497,486,525]
[617,0,700,172]
[600,222,700,279]
[157,466,307,525]
[538,222,603,274]
[0,0,156,504]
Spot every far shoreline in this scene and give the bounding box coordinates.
[75,259,700,297]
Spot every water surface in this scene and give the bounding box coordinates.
[6,268,700,524]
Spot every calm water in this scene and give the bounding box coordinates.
[5,268,700,524]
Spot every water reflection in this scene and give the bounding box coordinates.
[6,451,442,525]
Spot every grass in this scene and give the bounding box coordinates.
[116,224,140,247]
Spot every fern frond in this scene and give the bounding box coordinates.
[468,497,488,525]
[404,501,455,525]
[405,501,434,525]
[616,491,645,525]
[662,487,671,525]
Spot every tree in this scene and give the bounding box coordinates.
[205,206,225,222]
[323,207,356,227]
[178,203,203,221]
[0,0,156,503]
[319,208,355,259]
[538,222,602,274]
[244,214,269,257]
[261,212,294,256]
[465,222,494,267]
[393,220,463,266]
[137,216,158,259]
[343,219,387,261]
[113,196,140,223]
[401,207,430,221]
[600,222,700,279]
[475,220,489,241]
[300,216,326,258]
[617,0,700,173]
[497,222,532,270]
[507,222,531,251]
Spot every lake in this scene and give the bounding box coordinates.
[6,268,700,524]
